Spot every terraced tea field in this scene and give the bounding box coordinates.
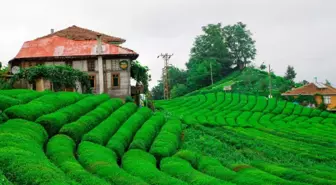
[0,89,335,185]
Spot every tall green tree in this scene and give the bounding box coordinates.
[223,22,257,70]
[151,81,164,100]
[284,65,297,81]
[131,61,151,93]
[189,23,232,75]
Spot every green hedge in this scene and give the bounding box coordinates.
[0,119,79,185]
[106,107,152,158]
[36,94,109,136]
[46,135,110,185]
[149,119,183,159]
[0,95,21,111]
[77,141,148,185]
[0,89,34,97]
[129,113,166,151]
[251,161,336,185]
[82,102,137,145]
[122,149,187,185]
[59,98,122,143]
[160,157,231,185]
[5,92,83,121]
[14,90,51,103]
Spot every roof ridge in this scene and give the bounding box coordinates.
[34,25,126,43]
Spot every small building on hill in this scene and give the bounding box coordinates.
[282,82,336,111]
[8,25,139,98]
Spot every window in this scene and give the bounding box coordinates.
[112,73,120,88]
[88,60,95,71]
[323,96,331,105]
[89,75,96,89]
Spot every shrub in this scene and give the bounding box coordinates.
[0,95,21,111]
[0,119,78,185]
[15,90,51,103]
[82,103,137,145]
[106,107,152,158]
[122,149,187,185]
[77,141,147,185]
[251,161,336,185]
[160,157,231,185]
[0,89,33,97]
[5,92,83,121]
[129,113,166,151]
[36,94,109,136]
[149,119,183,159]
[46,135,110,185]
[198,156,237,181]
[59,98,122,143]
[125,96,134,103]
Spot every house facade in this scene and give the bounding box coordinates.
[8,26,138,98]
[282,82,336,111]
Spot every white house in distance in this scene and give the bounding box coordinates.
[8,25,139,98]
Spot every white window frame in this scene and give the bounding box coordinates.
[323,96,331,105]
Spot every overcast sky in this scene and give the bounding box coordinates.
[0,0,335,88]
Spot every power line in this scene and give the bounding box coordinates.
[158,53,173,100]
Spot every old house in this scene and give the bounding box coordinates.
[282,82,336,111]
[8,25,139,98]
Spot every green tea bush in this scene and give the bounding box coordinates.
[36,94,109,136]
[282,102,295,115]
[263,98,277,113]
[149,119,183,159]
[198,156,237,181]
[251,161,336,185]
[251,96,267,112]
[14,90,51,103]
[160,157,232,185]
[0,95,20,111]
[82,102,137,145]
[59,98,122,143]
[122,149,187,185]
[107,107,152,158]
[0,119,78,185]
[0,89,33,97]
[5,92,83,121]
[0,170,13,185]
[46,135,110,185]
[77,141,148,185]
[300,107,313,117]
[129,113,165,151]
[272,100,287,114]
[241,96,257,111]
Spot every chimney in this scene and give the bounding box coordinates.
[51,29,54,34]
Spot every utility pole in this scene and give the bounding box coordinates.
[158,53,173,100]
[268,64,272,98]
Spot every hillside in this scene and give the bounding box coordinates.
[186,67,294,98]
[0,89,336,185]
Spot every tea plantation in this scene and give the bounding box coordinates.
[0,89,335,185]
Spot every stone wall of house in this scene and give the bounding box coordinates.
[22,59,131,98]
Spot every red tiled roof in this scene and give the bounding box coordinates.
[282,83,336,96]
[36,25,125,43]
[14,35,137,60]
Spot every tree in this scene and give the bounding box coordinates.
[168,66,187,87]
[284,65,296,81]
[260,62,266,70]
[170,84,189,98]
[151,81,164,100]
[0,62,2,70]
[131,61,151,93]
[223,22,257,70]
[189,23,232,75]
